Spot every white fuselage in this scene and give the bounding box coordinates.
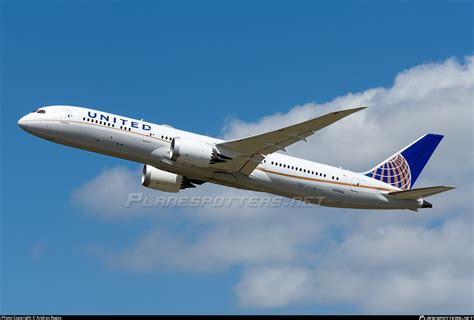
[18,105,423,210]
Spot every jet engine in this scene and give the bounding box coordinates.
[169,137,231,167]
[141,165,196,192]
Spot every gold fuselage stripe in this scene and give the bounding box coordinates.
[257,168,393,192]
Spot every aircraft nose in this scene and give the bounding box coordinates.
[18,115,29,130]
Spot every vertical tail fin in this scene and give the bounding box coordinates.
[363,134,444,190]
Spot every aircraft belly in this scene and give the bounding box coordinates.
[55,122,159,164]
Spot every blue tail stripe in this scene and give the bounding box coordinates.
[364,134,443,189]
[376,166,382,178]
[401,134,443,188]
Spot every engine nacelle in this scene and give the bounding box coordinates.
[170,137,228,167]
[141,165,184,193]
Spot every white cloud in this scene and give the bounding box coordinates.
[74,56,474,313]
[235,215,473,313]
[235,266,313,309]
[105,213,323,272]
[72,166,138,217]
[71,166,171,219]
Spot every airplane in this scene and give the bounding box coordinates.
[18,105,454,211]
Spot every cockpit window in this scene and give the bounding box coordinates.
[37,110,46,114]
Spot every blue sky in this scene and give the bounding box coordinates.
[1,0,473,314]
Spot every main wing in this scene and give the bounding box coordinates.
[213,107,366,175]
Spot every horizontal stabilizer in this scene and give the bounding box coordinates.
[387,186,455,200]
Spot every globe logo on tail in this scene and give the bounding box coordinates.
[366,154,411,190]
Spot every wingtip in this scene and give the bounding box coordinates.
[333,106,367,115]
[347,106,368,113]
[437,185,456,191]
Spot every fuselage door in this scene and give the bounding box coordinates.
[350,177,360,193]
